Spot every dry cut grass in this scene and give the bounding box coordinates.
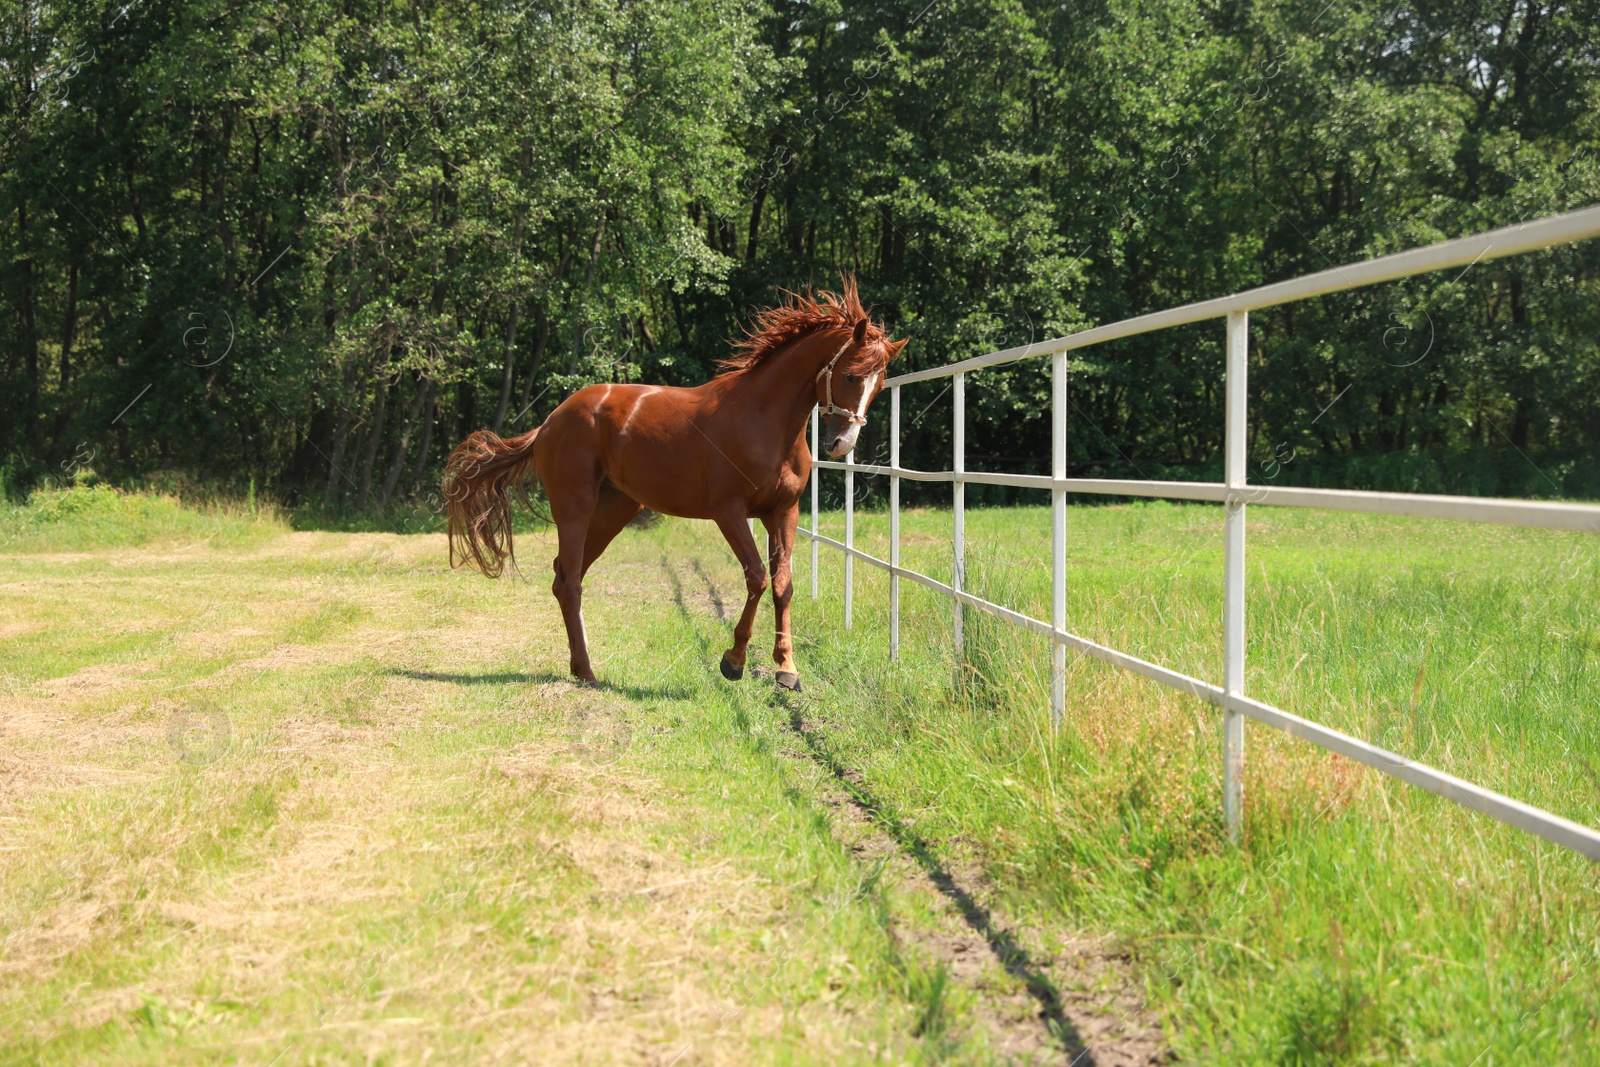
[2,516,1134,1066]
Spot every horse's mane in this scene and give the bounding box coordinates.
[719,274,892,373]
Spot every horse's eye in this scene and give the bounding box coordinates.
[844,374,858,383]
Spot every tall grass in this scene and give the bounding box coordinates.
[0,482,288,552]
[789,498,1600,1064]
[0,475,475,547]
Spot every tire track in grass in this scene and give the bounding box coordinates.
[780,703,1170,1066]
[654,536,1169,1061]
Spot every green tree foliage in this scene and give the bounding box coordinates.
[3,0,1598,506]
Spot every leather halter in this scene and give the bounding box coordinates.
[815,337,868,426]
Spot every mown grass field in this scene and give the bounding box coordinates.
[2,484,1598,1064]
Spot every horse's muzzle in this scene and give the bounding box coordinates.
[826,423,863,458]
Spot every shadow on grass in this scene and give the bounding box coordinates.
[387,668,692,703]
[785,705,1097,1065]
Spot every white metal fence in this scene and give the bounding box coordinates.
[802,204,1600,861]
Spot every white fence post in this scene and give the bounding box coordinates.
[810,406,819,598]
[1051,350,1067,728]
[1223,310,1248,842]
[845,440,855,629]
[953,372,966,654]
[890,385,902,661]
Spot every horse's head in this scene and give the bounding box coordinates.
[817,317,907,458]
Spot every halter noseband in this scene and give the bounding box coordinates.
[816,337,868,426]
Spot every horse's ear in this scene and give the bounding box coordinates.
[853,316,869,346]
[888,338,908,361]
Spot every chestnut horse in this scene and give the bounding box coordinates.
[443,279,905,691]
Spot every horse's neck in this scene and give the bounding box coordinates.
[723,331,842,440]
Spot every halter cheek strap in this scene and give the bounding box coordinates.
[816,338,868,426]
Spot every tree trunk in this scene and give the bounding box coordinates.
[356,375,393,509]
[325,410,353,506]
[48,261,80,455]
[379,376,431,508]
[324,359,363,506]
[515,302,551,424]
[746,180,767,261]
[567,212,607,373]
[216,107,237,295]
[59,261,78,387]
[18,204,39,448]
[1511,397,1532,449]
[457,375,477,444]
[409,379,439,499]
[491,299,521,433]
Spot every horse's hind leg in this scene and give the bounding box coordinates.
[713,513,768,682]
[582,483,643,577]
[550,482,639,684]
[547,479,601,684]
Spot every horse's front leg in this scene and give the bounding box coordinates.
[766,503,801,691]
[713,513,768,682]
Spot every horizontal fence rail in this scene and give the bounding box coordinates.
[810,464,1600,533]
[885,204,1600,387]
[801,204,1600,862]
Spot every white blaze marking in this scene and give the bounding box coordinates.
[854,372,879,421]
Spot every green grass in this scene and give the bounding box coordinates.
[0,482,285,553]
[2,485,1598,1064]
[0,488,1052,1065]
[803,495,1600,1064]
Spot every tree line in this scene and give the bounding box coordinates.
[4,0,1599,510]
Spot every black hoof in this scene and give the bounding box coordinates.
[719,654,744,682]
[775,671,802,693]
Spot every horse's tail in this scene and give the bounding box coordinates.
[443,427,542,578]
